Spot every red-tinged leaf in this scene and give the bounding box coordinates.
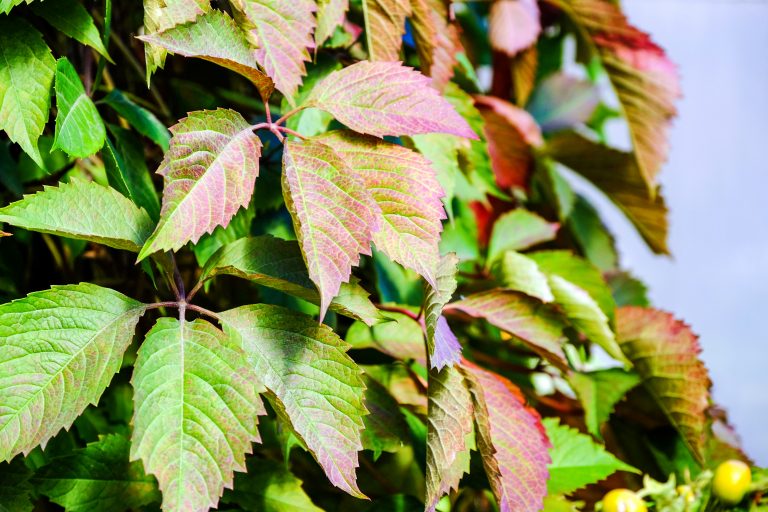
[139,10,275,100]
[446,289,567,370]
[142,0,210,81]
[425,366,474,511]
[424,254,461,370]
[546,0,680,188]
[231,0,316,104]
[475,95,542,190]
[314,130,445,286]
[303,61,477,139]
[489,0,540,57]
[362,0,409,61]
[511,46,538,106]
[282,138,381,320]
[315,0,348,45]
[410,0,462,91]
[547,131,669,254]
[616,307,712,464]
[461,360,550,512]
[138,109,261,260]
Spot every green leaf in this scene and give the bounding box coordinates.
[492,250,554,303]
[346,310,426,365]
[487,209,559,264]
[192,203,255,267]
[52,58,106,158]
[616,307,712,464]
[102,126,161,221]
[424,254,461,370]
[0,178,155,252]
[0,284,145,462]
[0,459,33,512]
[223,461,323,512]
[131,317,265,512]
[425,366,474,511]
[33,434,160,511]
[567,195,619,272]
[569,369,641,439]
[31,0,111,59]
[544,417,639,495]
[102,90,170,151]
[203,236,382,325]
[138,108,261,260]
[281,138,380,320]
[608,271,650,308]
[0,17,55,167]
[362,375,410,459]
[221,304,368,498]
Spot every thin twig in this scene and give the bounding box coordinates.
[186,278,204,302]
[275,106,305,126]
[376,304,420,321]
[170,253,186,300]
[278,126,306,140]
[187,303,222,322]
[145,301,221,322]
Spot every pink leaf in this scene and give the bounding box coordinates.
[315,0,348,45]
[489,0,541,57]
[314,130,445,286]
[138,109,261,260]
[282,138,381,320]
[410,0,462,91]
[423,253,462,370]
[304,61,477,139]
[138,10,275,100]
[461,360,550,512]
[230,0,316,104]
[474,95,542,190]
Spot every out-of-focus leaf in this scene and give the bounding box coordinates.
[608,271,650,307]
[362,0,409,61]
[362,375,410,459]
[423,254,461,370]
[102,90,170,151]
[544,418,638,495]
[364,363,427,415]
[567,195,619,272]
[489,0,540,56]
[222,304,368,498]
[315,0,348,45]
[346,311,425,364]
[617,307,712,464]
[0,284,145,462]
[527,73,599,132]
[492,250,554,303]
[0,459,33,511]
[192,203,254,267]
[31,0,111,59]
[511,46,538,106]
[223,461,323,512]
[0,18,55,167]
[487,209,559,263]
[410,0,461,90]
[569,368,641,439]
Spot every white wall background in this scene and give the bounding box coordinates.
[597,0,768,465]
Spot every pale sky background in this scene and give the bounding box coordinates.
[591,0,768,465]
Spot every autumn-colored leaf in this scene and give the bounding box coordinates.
[474,95,542,190]
[616,307,712,464]
[410,0,461,90]
[138,109,261,260]
[142,0,209,81]
[511,46,538,106]
[303,61,477,139]
[282,138,381,320]
[461,360,550,512]
[423,254,461,370]
[489,0,540,57]
[315,0,348,45]
[362,0,409,61]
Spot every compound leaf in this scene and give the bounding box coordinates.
[138,109,261,260]
[0,284,145,462]
[53,57,106,158]
[0,178,155,252]
[131,317,264,512]
[221,304,368,498]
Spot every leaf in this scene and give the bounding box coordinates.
[489,0,541,56]
[142,0,210,81]
[567,195,618,272]
[223,462,323,512]
[33,434,160,511]
[0,284,145,462]
[230,0,316,103]
[139,10,275,100]
[527,73,599,132]
[424,254,461,370]
[616,307,712,464]
[544,417,638,495]
[221,304,368,498]
[0,178,155,252]
[0,459,33,512]
[474,95,542,189]
[31,0,111,59]
[315,0,348,46]
[492,250,554,303]
[202,235,382,325]
[102,125,162,221]
[281,138,380,320]
[487,209,559,263]
[608,271,649,307]
[547,131,669,254]
[102,90,170,151]
[410,0,461,90]
[511,46,537,106]
[446,289,567,370]
[361,375,410,459]
[461,361,550,512]
[138,109,261,260]
[362,0,409,61]
[425,366,474,511]
[131,317,264,512]
[303,61,477,139]
[52,58,106,158]
[346,311,426,365]
[568,368,641,439]
[314,130,445,286]
[0,17,55,168]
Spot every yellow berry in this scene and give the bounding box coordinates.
[602,489,648,512]
[712,459,751,505]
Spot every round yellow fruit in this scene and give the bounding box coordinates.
[712,459,752,505]
[602,489,647,512]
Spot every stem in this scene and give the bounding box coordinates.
[278,126,306,140]
[376,304,420,322]
[264,99,273,124]
[145,301,221,322]
[170,253,186,300]
[250,122,270,132]
[275,106,305,126]
[91,0,112,94]
[186,278,204,302]
[186,304,222,322]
